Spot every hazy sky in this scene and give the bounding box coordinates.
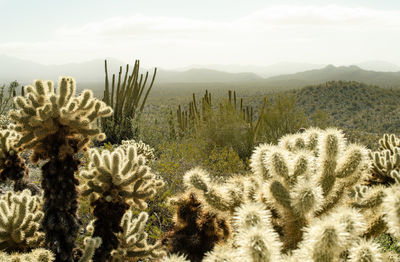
[1,0,400,68]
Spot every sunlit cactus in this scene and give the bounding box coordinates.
[79,145,163,261]
[183,167,263,213]
[161,253,190,262]
[382,185,400,238]
[296,216,350,262]
[8,77,113,262]
[202,245,238,262]
[0,248,54,262]
[119,140,155,163]
[110,211,164,261]
[0,189,44,252]
[77,237,102,262]
[9,77,111,161]
[367,133,400,186]
[233,203,282,262]
[347,239,383,262]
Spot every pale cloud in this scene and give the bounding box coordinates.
[1,5,400,68]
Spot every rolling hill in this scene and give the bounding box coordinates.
[264,65,400,88]
[287,81,400,134]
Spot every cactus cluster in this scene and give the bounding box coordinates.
[170,127,400,261]
[79,144,163,261]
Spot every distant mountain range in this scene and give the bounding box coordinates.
[1,55,400,88]
[264,65,400,88]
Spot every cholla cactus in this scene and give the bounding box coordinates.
[161,254,190,262]
[79,145,163,262]
[367,134,400,186]
[77,237,102,262]
[0,189,44,252]
[120,140,155,162]
[8,77,112,262]
[0,114,12,130]
[162,192,230,262]
[172,128,400,262]
[183,167,262,213]
[0,248,54,262]
[110,211,164,261]
[0,130,28,190]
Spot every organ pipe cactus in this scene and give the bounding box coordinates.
[79,145,163,262]
[0,190,44,252]
[102,60,157,143]
[8,77,112,262]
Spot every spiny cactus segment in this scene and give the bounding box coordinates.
[0,248,55,262]
[110,211,165,261]
[9,77,112,161]
[0,189,44,252]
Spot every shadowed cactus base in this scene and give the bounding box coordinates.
[162,192,231,262]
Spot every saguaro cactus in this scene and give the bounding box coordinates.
[9,77,112,262]
[79,144,163,261]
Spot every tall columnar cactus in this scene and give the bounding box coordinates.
[79,145,163,262]
[0,189,44,252]
[162,192,231,262]
[102,60,157,144]
[8,77,112,262]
